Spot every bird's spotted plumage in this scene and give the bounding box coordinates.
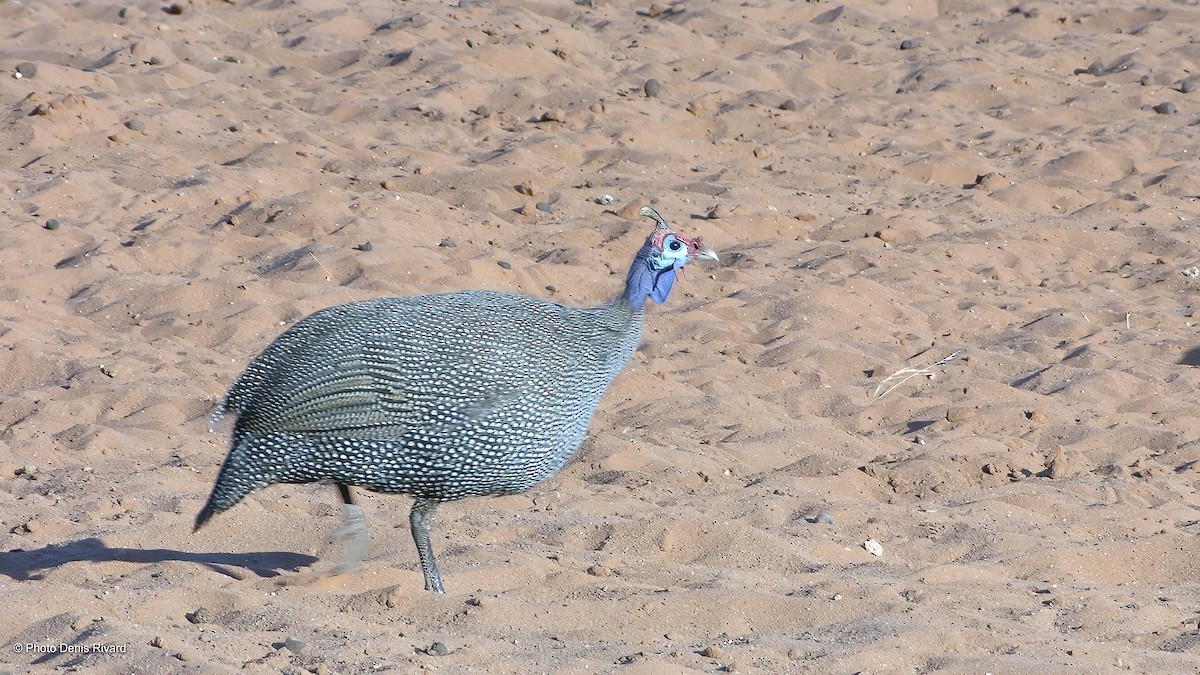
[194,207,716,592]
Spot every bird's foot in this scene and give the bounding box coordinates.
[330,503,370,575]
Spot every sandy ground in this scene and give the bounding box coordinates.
[2,0,1200,672]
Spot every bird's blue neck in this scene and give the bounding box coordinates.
[623,248,678,309]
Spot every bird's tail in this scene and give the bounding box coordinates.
[193,434,277,532]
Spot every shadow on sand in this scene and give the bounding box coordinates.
[0,537,316,581]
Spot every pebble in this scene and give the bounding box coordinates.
[497,260,512,270]
[700,645,726,659]
[706,204,728,219]
[516,181,537,196]
[430,642,450,656]
[1153,102,1176,115]
[863,539,884,556]
[186,607,211,624]
[535,201,553,213]
[474,104,491,117]
[815,512,835,525]
[353,241,373,252]
[779,98,798,111]
[945,406,975,423]
[539,109,567,123]
[43,218,60,230]
[595,194,614,205]
[438,237,457,248]
[587,564,615,577]
[151,636,165,649]
[164,3,184,15]
[545,284,557,293]
[14,62,37,79]
[1180,80,1196,94]
[899,39,916,50]
[124,119,145,132]
[644,78,662,97]
[1086,60,1105,76]
[283,637,305,653]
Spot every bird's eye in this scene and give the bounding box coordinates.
[667,239,683,251]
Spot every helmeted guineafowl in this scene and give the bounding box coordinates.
[194,206,718,592]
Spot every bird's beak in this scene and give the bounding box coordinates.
[694,245,720,264]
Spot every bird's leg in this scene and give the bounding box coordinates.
[410,498,445,593]
[331,483,370,575]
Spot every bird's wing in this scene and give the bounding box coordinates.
[232,319,529,440]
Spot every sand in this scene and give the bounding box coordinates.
[2,0,1200,672]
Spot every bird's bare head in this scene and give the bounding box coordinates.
[624,207,719,308]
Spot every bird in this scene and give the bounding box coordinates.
[193,206,718,593]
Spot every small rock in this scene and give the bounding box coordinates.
[945,406,975,423]
[438,237,457,248]
[1153,102,1176,115]
[595,194,614,205]
[545,284,557,293]
[283,637,305,654]
[815,512,835,525]
[644,78,662,97]
[974,172,1009,190]
[539,109,567,123]
[353,241,373,252]
[151,636,165,649]
[43,218,60,230]
[475,104,492,117]
[186,607,212,624]
[1179,80,1196,94]
[863,539,884,556]
[982,463,999,476]
[706,204,728,219]
[516,181,537,196]
[779,98,798,111]
[535,201,552,213]
[382,179,403,191]
[586,564,615,577]
[465,597,483,607]
[1086,61,1105,76]
[430,641,450,656]
[497,260,512,270]
[700,645,726,659]
[615,197,650,220]
[1046,445,1072,479]
[753,146,771,159]
[899,39,917,50]
[18,465,37,479]
[124,119,145,132]
[14,62,37,79]
[164,3,184,15]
